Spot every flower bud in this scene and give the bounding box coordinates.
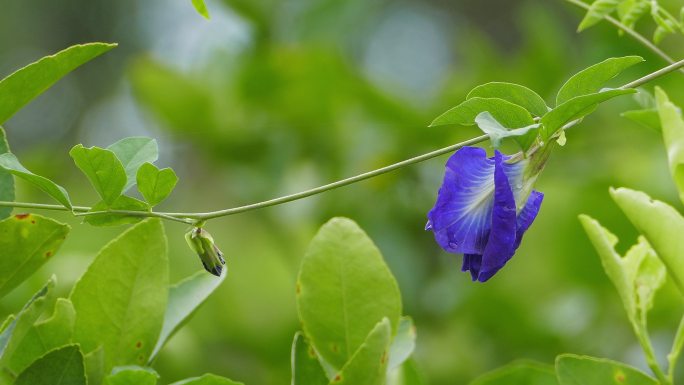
[185,227,225,277]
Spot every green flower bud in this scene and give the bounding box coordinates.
[185,227,225,277]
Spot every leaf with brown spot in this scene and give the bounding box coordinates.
[0,214,69,298]
[291,332,328,385]
[556,354,657,385]
[297,218,401,370]
[327,318,391,385]
[0,127,14,220]
[71,219,168,375]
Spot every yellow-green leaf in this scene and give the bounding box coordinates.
[104,366,159,385]
[169,374,244,385]
[150,270,225,361]
[467,82,549,117]
[0,214,69,299]
[0,127,14,220]
[296,218,402,370]
[470,360,557,385]
[192,0,211,19]
[0,278,57,363]
[291,332,329,385]
[577,0,622,32]
[655,87,684,204]
[70,219,168,374]
[0,153,72,210]
[556,56,643,105]
[328,318,392,385]
[8,298,76,374]
[610,187,684,295]
[69,145,126,206]
[107,137,158,192]
[14,345,86,385]
[136,162,178,207]
[556,354,657,385]
[430,97,534,129]
[541,89,635,139]
[579,215,664,321]
[0,43,116,124]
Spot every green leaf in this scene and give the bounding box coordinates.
[0,315,15,334]
[0,127,14,220]
[107,138,159,192]
[0,43,116,124]
[467,82,549,117]
[474,112,539,149]
[136,162,178,207]
[328,318,391,385]
[430,97,535,129]
[621,109,661,131]
[14,345,86,385]
[668,315,684,375]
[104,366,159,385]
[653,26,670,44]
[150,270,226,361]
[0,278,56,364]
[610,187,684,295]
[291,332,329,385]
[0,153,72,209]
[169,374,244,385]
[83,196,149,227]
[388,317,416,370]
[655,87,684,204]
[577,0,622,31]
[470,360,558,385]
[556,56,643,105]
[0,214,69,298]
[70,219,168,374]
[84,346,105,385]
[541,89,636,139]
[651,8,676,32]
[389,359,426,385]
[192,0,211,19]
[633,88,656,109]
[296,218,402,370]
[69,144,127,206]
[618,0,650,28]
[579,215,665,321]
[8,298,76,374]
[556,354,657,385]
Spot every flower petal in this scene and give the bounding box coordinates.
[476,151,518,282]
[462,254,482,281]
[427,147,496,254]
[513,190,544,250]
[501,158,527,209]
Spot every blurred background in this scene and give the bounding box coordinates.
[1,0,684,383]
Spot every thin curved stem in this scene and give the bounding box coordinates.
[73,210,195,225]
[563,0,684,74]
[631,312,671,385]
[170,135,490,220]
[620,58,684,89]
[1,58,683,224]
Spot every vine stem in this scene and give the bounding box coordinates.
[631,312,672,385]
[1,58,684,224]
[563,0,684,74]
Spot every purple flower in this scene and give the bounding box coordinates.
[426,147,544,282]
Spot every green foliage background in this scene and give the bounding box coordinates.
[1,0,684,384]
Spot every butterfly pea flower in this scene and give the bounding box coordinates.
[185,227,226,277]
[426,146,545,282]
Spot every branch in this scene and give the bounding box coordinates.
[564,0,684,74]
